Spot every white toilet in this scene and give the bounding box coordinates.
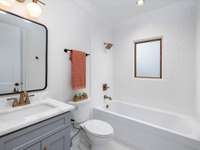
[69,100,114,150]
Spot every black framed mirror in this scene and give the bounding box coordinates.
[0,9,48,96]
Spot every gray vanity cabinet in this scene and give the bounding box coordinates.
[0,113,71,150]
[16,143,41,150]
[26,143,40,150]
[41,128,70,150]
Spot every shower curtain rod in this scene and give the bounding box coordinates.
[64,49,90,56]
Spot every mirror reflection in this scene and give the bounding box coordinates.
[0,10,47,95]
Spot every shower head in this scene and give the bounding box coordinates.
[104,43,113,50]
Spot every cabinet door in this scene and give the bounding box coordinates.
[24,143,40,150]
[15,143,40,150]
[41,128,70,150]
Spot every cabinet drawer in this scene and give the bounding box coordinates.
[0,113,71,150]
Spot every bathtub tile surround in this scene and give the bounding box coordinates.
[113,0,197,116]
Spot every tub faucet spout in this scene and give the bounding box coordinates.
[104,95,112,101]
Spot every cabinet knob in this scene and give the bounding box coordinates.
[44,145,48,150]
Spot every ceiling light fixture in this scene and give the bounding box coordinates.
[136,0,145,7]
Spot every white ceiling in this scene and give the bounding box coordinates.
[73,0,182,24]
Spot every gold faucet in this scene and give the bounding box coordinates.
[7,91,34,107]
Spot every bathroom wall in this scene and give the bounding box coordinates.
[196,1,200,117]
[90,24,113,107]
[112,0,197,116]
[41,0,113,104]
[0,0,113,106]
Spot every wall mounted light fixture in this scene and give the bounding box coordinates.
[0,0,15,7]
[0,0,45,18]
[26,0,45,18]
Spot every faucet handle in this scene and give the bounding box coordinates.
[7,98,19,107]
[104,95,112,101]
[28,94,35,97]
[7,97,18,101]
[24,92,35,104]
[103,84,110,91]
[23,92,30,104]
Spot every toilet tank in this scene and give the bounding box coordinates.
[68,100,91,123]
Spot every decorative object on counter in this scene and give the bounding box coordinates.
[82,92,88,100]
[73,92,88,102]
[103,83,110,91]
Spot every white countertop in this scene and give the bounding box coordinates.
[0,98,74,137]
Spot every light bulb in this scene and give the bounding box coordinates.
[27,1,42,18]
[0,0,15,7]
[136,0,145,7]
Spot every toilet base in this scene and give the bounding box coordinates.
[79,130,113,150]
[91,141,112,150]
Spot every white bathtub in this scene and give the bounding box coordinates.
[93,101,200,150]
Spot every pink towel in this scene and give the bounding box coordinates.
[70,50,86,90]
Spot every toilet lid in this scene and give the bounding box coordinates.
[83,120,114,137]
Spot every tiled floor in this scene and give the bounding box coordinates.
[71,140,134,150]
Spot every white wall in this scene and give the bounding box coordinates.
[113,0,197,116]
[196,1,200,117]
[90,24,113,107]
[0,0,113,107]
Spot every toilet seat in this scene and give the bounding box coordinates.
[82,120,114,137]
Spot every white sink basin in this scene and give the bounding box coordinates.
[0,98,74,136]
[0,103,55,122]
